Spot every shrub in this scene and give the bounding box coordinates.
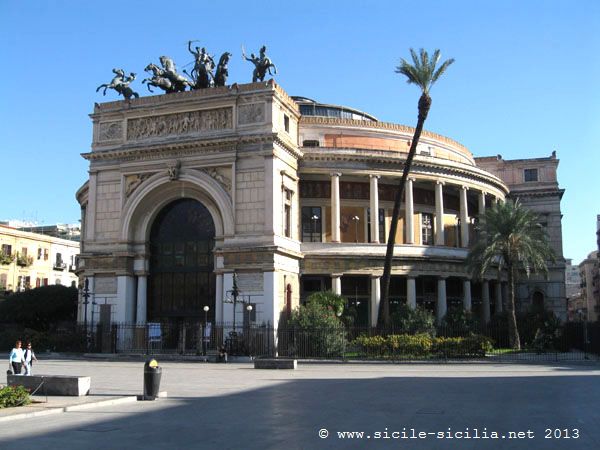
[306,291,346,317]
[353,335,387,357]
[387,333,432,356]
[0,285,77,330]
[391,304,436,336]
[0,385,31,408]
[285,301,346,357]
[353,333,494,359]
[438,308,480,337]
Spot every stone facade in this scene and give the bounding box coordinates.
[475,153,567,320]
[76,83,566,329]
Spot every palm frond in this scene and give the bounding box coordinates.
[395,48,454,95]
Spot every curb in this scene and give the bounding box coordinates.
[0,396,139,423]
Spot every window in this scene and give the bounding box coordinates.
[37,248,42,260]
[1,244,11,256]
[524,168,538,182]
[421,213,434,245]
[367,208,386,243]
[302,140,320,147]
[44,249,49,261]
[56,253,63,265]
[301,206,322,242]
[0,274,6,290]
[283,189,293,238]
[21,247,27,258]
[284,114,290,133]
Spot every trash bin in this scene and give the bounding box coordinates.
[143,359,162,400]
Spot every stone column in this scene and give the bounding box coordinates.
[369,175,380,243]
[463,279,472,312]
[85,172,98,240]
[117,275,136,324]
[478,191,486,217]
[495,281,503,314]
[136,274,147,324]
[331,173,341,242]
[437,277,447,324]
[405,178,415,244]
[370,275,380,327]
[406,276,416,309]
[332,274,342,295]
[482,280,491,323]
[459,186,469,248]
[215,273,224,324]
[435,181,445,246]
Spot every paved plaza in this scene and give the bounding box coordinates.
[1,359,599,449]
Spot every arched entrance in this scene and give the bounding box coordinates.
[532,291,545,313]
[148,198,215,322]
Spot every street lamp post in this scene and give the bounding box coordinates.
[81,278,92,350]
[203,305,210,356]
[352,215,360,243]
[311,214,319,242]
[245,304,253,355]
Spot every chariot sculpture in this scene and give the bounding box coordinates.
[96,68,139,100]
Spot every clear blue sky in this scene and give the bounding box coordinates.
[1,0,598,263]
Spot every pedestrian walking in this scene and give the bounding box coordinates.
[8,340,25,375]
[23,341,37,376]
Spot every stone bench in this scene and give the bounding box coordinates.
[8,375,91,396]
[254,358,297,370]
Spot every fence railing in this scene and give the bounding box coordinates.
[88,321,600,360]
[5,321,600,361]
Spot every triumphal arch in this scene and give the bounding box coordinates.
[77,81,301,328]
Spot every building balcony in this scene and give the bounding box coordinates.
[54,262,67,271]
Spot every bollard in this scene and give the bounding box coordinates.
[143,359,162,400]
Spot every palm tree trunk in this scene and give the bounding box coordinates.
[378,93,432,327]
[506,263,521,350]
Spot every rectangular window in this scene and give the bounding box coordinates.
[524,168,538,182]
[367,208,386,243]
[301,206,322,242]
[0,274,7,289]
[1,244,12,256]
[284,114,290,133]
[421,213,434,245]
[44,249,49,261]
[38,248,42,260]
[283,188,293,238]
[56,253,63,265]
[21,247,28,258]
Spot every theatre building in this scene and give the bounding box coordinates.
[76,81,565,329]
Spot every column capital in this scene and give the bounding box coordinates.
[369,273,383,279]
[331,273,343,278]
[437,275,448,280]
[461,185,469,191]
[330,172,342,178]
[369,174,380,180]
[436,180,445,186]
[408,177,416,183]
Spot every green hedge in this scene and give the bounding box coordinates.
[0,385,31,408]
[352,334,494,359]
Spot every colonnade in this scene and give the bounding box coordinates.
[328,172,498,246]
[329,273,507,326]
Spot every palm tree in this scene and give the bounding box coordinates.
[379,49,454,327]
[466,200,555,350]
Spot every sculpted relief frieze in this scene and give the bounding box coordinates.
[200,167,231,192]
[237,103,265,125]
[98,121,123,142]
[126,107,233,140]
[124,173,152,198]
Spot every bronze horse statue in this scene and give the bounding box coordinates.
[96,69,139,100]
[142,63,175,93]
[214,52,231,87]
[142,57,192,94]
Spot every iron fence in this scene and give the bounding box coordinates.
[3,320,600,361]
